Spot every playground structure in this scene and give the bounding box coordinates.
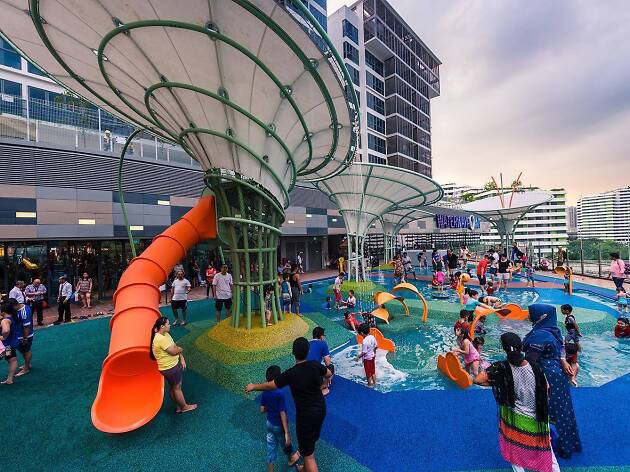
[317,162,443,282]
[356,327,395,353]
[371,282,429,324]
[2,0,361,432]
[437,352,472,389]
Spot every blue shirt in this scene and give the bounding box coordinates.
[1,316,19,348]
[16,305,34,339]
[465,298,482,312]
[306,339,330,363]
[260,389,287,427]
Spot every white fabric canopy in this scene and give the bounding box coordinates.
[0,0,359,208]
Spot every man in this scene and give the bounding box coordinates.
[171,270,191,326]
[25,278,47,326]
[8,281,25,304]
[446,249,458,280]
[246,337,332,472]
[497,254,513,292]
[4,298,33,377]
[56,276,73,324]
[402,252,416,280]
[213,264,233,323]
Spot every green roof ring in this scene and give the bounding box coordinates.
[144,81,297,192]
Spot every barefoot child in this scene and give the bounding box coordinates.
[264,285,274,326]
[454,310,470,336]
[473,336,490,370]
[452,327,480,376]
[525,261,535,287]
[562,304,581,337]
[259,365,303,471]
[357,323,377,387]
[333,273,344,309]
[281,274,292,314]
[616,287,629,314]
[344,311,360,332]
[306,327,333,395]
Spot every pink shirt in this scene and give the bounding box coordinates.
[436,271,445,284]
[463,340,480,364]
[610,259,626,278]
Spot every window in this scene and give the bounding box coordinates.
[368,153,386,165]
[342,19,359,44]
[0,38,21,70]
[343,42,359,65]
[367,113,385,134]
[366,92,384,115]
[365,50,384,76]
[309,0,327,10]
[27,62,47,77]
[0,78,21,96]
[346,63,360,86]
[0,79,23,116]
[309,5,327,30]
[366,72,384,95]
[367,133,386,154]
[28,86,61,103]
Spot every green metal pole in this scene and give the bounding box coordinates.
[256,198,266,328]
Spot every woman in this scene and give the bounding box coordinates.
[609,252,626,290]
[289,264,302,317]
[150,316,197,413]
[523,304,581,459]
[76,272,93,309]
[475,332,559,472]
[1,307,19,384]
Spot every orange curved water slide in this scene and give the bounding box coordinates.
[356,327,396,352]
[91,195,217,433]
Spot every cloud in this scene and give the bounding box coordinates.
[328,0,630,203]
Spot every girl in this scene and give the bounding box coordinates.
[473,336,490,370]
[616,287,629,314]
[76,272,93,309]
[344,311,360,332]
[481,295,502,309]
[451,326,480,376]
[463,290,494,322]
[264,285,274,326]
[475,315,488,335]
[435,269,445,290]
[280,273,292,314]
[525,262,535,287]
[564,336,580,387]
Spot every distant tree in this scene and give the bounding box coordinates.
[461,193,475,202]
[484,181,497,191]
[568,239,628,261]
[54,92,94,147]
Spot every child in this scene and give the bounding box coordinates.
[361,311,376,328]
[454,310,470,335]
[614,317,630,338]
[435,269,445,290]
[324,296,332,310]
[562,304,581,337]
[563,269,571,294]
[450,271,461,290]
[258,365,302,471]
[462,287,471,306]
[473,336,490,370]
[486,281,495,296]
[451,327,480,376]
[430,273,441,289]
[264,285,274,326]
[307,327,333,395]
[475,315,487,335]
[463,289,493,322]
[525,262,535,287]
[480,295,502,309]
[564,335,580,387]
[281,274,292,314]
[344,311,360,332]
[357,323,378,387]
[342,290,357,309]
[333,272,344,309]
[616,287,629,314]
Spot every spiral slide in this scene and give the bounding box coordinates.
[91,195,217,433]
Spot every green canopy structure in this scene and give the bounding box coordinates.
[1,0,360,328]
[379,207,433,263]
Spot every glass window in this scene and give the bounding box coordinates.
[0,78,21,96]
[27,62,47,77]
[342,19,359,44]
[368,153,386,165]
[346,63,360,86]
[365,50,384,76]
[309,5,327,30]
[366,72,384,95]
[367,112,385,134]
[367,133,386,154]
[366,92,384,115]
[309,0,327,10]
[0,38,21,70]
[0,79,23,116]
[343,41,359,65]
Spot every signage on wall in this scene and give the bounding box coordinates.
[435,214,481,230]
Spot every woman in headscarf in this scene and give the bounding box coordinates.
[523,303,581,459]
[475,332,559,472]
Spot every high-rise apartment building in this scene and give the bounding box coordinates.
[328,0,441,176]
[577,187,630,242]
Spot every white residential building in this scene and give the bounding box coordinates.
[328,0,441,177]
[577,187,630,242]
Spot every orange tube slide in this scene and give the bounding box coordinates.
[91,196,217,433]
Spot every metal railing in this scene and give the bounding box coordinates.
[0,94,200,168]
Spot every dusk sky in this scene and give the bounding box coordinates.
[328,0,630,204]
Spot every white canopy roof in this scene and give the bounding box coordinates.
[0,0,359,209]
[317,162,442,236]
[380,207,433,234]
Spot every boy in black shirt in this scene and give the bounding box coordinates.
[247,337,332,472]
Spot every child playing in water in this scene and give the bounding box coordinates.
[435,269,445,290]
[525,262,535,287]
[344,311,360,332]
[450,271,461,290]
[562,304,581,337]
[341,290,357,309]
[324,296,332,310]
[473,336,490,370]
[475,315,487,334]
[563,269,571,294]
[463,289,494,322]
[454,310,470,335]
[451,327,480,376]
[616,287,629,314]
[264,285,274,325]
[614,317,630,338]
[564,335,580,387]
[333,272,344,309]
[480,295,502,309]
[281,273,292,314]
[486,281,495,296]
[357,323,378,387]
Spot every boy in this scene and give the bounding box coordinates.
[340,290,356,309]
[246,338,332,472]
[333,272,344,309]
[402,252,416,280]
[525,262,536,287]
[357,323,378,387]
[281,273,292,314]
[486,281,495,296]
[563,269,571,294]
[562,304,581,337]
[264,285,274,326]
[259,365,302,471]
[170,270,191,325]
[476,255,488,290]
[307,327,333,395]
[454,310,470,336]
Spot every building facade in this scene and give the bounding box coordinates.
[328,0,441,176]
[566,206,577,239]
[577,187,630,242]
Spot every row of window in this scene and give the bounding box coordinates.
[388,154,431,175]
[308,4,327,31]
[366,91,384,115]
[385,96,431,131]
[365,50,384,76]
[367,133,386,154]
[342,19,359,44]
[1,38,48,77]
[385,76,430,115]
[387,134,432,162]
[346,63,360,86]
[365,71,384,95]
[386,115,430,146]
[367,112,385,134]
[385,56,430,99]
[368,153,386,165]
[343,41,359,65]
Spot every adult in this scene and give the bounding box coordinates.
[191,260,201,288]
[205,262,217,298]
[297,252,304,274]
[213,264,233,323]
[402,252,416,280]
[446,249,459,280]
[523,304,582,459]
[4,298,33,377]
[8,281,25,304]
[497,254,513,291]
[307,327,333,395]
[474,332,560,472]
[24,278,47,326]
[609,252,626,290]
[246,337,332,472]
[150,316,197,413]
[392,254,404,285]
[76,272,93,309]
[476,255,489,290]
[488,248,500,284]
[0,303,19,384]
[171,270,191,326]
[55,276,73,324]
[290,264,303,317]
[173,261,184,279]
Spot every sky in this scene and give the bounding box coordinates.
[327,0,630,204]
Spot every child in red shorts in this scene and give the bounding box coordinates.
[357,323,378,387]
